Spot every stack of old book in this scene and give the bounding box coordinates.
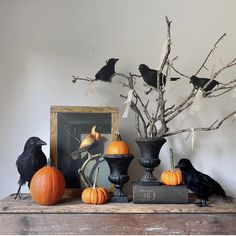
[133,183,188,204]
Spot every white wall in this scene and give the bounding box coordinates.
[0,0,235,199]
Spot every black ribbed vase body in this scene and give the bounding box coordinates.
[104,154,134,203]
[136,137,166,185]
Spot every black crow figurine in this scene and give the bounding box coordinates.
[176,158,228,207]
[138,64,180,94]
[15,137,47,199]
[190,75,221,92]
[138,64,166,88]
[95,58,119,82]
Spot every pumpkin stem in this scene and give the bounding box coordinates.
[116,131,122,141]
[46,158,51,167]
[170,148,175,171]
[93,166,100,188]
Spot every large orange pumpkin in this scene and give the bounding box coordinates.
[106,132,129,155]
[30,165,65,205]
[161,148,183,186]
[81,166,109,205]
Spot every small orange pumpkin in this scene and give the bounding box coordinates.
[30,164,65,205]
[81,167,109,205]
[161,148,183,186]
[106,132,129,155]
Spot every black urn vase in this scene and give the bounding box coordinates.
[136,137,166,185]
[104,154,134,203]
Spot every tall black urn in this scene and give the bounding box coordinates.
[104,154,134,203]
[136,137,166,185]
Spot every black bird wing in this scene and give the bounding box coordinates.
[95,64,115,82]
[16,150,47,183]
[197,170,227,198]
[142,70,167,88]
[190,76,220,91]
[205,80,220,91]
[141,69,157,88]
[195,77,209,88]
[185,170,226,200]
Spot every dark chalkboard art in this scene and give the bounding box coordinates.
[50,106,119,197]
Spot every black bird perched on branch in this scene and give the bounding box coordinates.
[95,58,119,82]
[190,75,221,92]
[175,158,228,207]
[138,64,166,88]
[138,64,180,89]
[15,137,47,199]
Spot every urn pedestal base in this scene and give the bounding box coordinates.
[104,154,134,203]
[109,195,130,203]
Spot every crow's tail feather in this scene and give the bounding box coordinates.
[170,77,181,81]
[221,195,234,202]
[217,186,233,202]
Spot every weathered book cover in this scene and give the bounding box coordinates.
[133,184,189,204]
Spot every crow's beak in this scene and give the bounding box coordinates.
[175,164,179,169]
[37,140,47,146]
[114,58,119,62]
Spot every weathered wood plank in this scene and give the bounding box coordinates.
[111,111,119,141]
[50,111,58,167]
[0,213,236,235]
[1,194,236,214]
[50,106,119,113]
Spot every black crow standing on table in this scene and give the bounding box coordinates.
[175,158,229,207]
[95,58,119,82]
[190,75,221,92]
[138,64,180,93]
[15,137,47,199]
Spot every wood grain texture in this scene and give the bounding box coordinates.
[1,194,236,234]
[50,111,58,167]
[1,194,236,214]
[0,213,236,235]
[111,112,119,141]
[50,106,119,113]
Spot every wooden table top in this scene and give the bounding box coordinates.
[1,194,236,214]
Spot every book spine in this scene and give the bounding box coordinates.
[133,184,189,204]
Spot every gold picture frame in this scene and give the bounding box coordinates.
[50,106,119,197]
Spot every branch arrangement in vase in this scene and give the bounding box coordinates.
[72,16,236,139]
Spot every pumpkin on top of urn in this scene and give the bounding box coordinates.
[104,132,134,202]
[106,132,129,155]
[161,148,183,186]
[30,162,65,205]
